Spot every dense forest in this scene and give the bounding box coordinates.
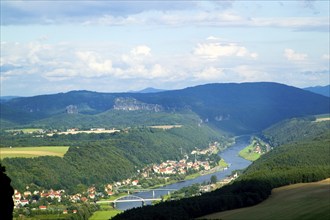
[1,125,229,193]
[113,131,330,220]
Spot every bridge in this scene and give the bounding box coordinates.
[117,188,176,198]
[96,188,177,208]
[97,195,162,208]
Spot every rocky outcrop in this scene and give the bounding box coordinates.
[66,105,78,114]
[113,97,162,112]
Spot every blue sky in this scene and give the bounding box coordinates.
[1,0,329,96]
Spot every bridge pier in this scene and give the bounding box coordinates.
[152,190,155,198]
[112,202,116,208]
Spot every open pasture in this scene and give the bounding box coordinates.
[0,146,69,159]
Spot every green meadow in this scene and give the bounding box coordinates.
[238,143,260,161]
[89,209,122,220]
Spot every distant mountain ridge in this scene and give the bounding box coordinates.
[304,85,329,97]
[0,96,21,103]
[129,87,166,93]
[1,82,329,134]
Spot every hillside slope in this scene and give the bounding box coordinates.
[262,115,330,146]
[201,179,330,220]
[1,82,329,134]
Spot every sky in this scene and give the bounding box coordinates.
[0,0,329,96]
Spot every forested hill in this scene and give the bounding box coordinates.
[1,125,228,193]
[262,115,330,146]
[1,82,329,134]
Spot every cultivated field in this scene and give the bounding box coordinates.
[200,178,330,220]
[0,146,69,159]
[6,128,43,133]
[315,117,330,122]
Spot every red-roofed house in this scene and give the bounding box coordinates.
[20,200,29,206]
[39,206,47,210]
[132,180,139,186]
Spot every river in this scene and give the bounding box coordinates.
[116,135,252,210]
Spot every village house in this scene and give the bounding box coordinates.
[132,180,139,186]
[20,200,29,206]
[13,190,22,200]
[39,206,47,210]
[81,197,88,202]
[89,193,95,199]
[23,191,32,197]
[106,190,113,196]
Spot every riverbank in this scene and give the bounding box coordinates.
[113,135,252,211]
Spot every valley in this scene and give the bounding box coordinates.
[1,82,329,220]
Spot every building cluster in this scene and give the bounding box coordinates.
[151,159,211,175]
[191,143,218,155]
[13,189,64,209]
[12,177,142,210]
[147,143,219,176]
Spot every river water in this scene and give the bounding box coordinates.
[116,135,252,210]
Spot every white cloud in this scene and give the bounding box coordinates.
[322,54,330,60]
[193,42,258,60]
[81,9,329,32]
[76,51,113,75]
[130,45,151,56]
[284,49,308,61]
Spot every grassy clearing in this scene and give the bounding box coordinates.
[238,143,260,161]
[200,178,330,220]
[0,146,69,159]
[89,210,122,220]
